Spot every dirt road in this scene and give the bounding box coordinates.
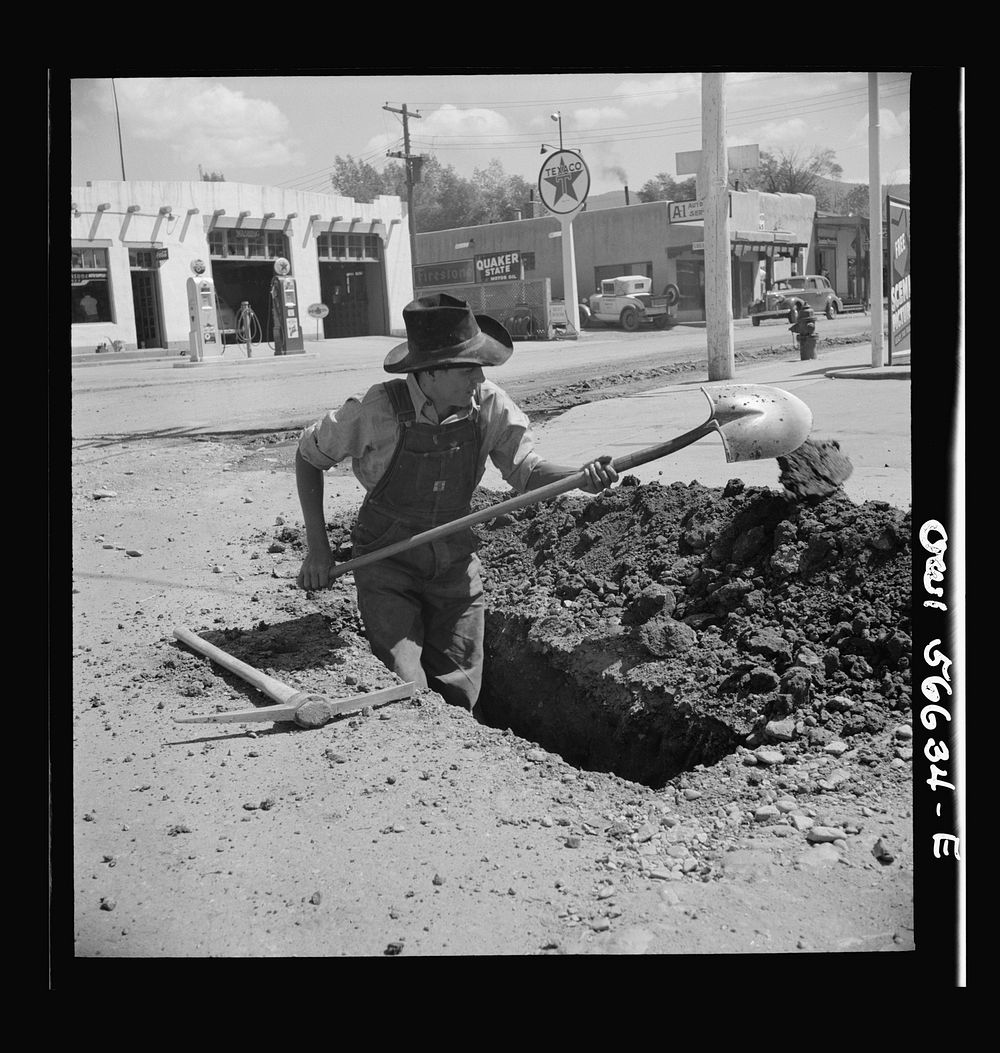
[66,326,926,971]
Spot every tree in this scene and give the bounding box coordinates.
[472,160,532,225]
[329,155,386,203]
[636,173,697,203]
[331,153,531,232]
[749,147,843,198]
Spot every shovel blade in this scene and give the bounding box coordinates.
[704,384,813,464]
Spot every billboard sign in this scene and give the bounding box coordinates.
[475,251,523,283]
[414,260,475,289]
[537,150,591,215]
[887,196,911,360]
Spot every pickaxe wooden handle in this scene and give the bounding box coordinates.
[171,626,415,728]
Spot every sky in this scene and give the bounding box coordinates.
[68,71,914,199]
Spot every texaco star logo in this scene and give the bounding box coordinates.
[538,150,590,215]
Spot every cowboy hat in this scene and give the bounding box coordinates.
[383,293,514,373]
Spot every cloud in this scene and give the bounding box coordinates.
[108,78,304,170]
[612,73,700,108]
[848,107,910,145]
[568,106,628,130]
[758,117,809,144]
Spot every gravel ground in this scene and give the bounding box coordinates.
[66,346,927,972]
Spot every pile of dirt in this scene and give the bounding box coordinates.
[465,472,911,789]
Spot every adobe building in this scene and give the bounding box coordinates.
[413,190,820,329]
[70,180,412,355]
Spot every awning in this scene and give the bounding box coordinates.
[731,230,806,257]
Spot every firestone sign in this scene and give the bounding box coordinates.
[537,150,590,215]
[475,251,522,283]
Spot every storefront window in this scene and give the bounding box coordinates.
[72,246,113,324]
[208,229,289,260]
[317,233,381,261]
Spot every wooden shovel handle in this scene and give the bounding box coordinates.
[327,418,717,581]
[173,627,300,706]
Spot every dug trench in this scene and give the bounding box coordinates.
[273,457,911,793]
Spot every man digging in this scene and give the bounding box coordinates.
[295,293,618,714]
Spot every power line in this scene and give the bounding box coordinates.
[404,84,908,147]
[400,71,910,112]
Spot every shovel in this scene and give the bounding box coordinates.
[323,383,812,582]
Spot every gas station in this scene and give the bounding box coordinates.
[70,180,412,359]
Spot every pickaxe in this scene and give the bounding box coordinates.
[171,626,416,729]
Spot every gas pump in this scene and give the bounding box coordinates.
[269,257,305,355]
[185,259,220,362]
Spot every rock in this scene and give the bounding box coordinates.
[682,788,702,801]
[764,719,796,742]
[432,874,445,886]
[309,891,322,905]
[637,616,697,656]
[621,584,676,625]
[817,768,850,790]
[754,748,785,766]
[125,549,143,558]
[797,843,841,867]
[754,805,781,824]
[824,740,849,756]
[806,825,847,843]
[748,667,780,693]
[790,814,814,832]
[99,897,116,911]
[742,628,792,663]
[872,837,895,864]
[92,490,118,500]
[565,835,582,849]
[526,748,549,763]
[893,724,913,741]
[268,542,286,554]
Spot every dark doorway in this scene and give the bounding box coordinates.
[211,261,276,345]
[319,262,387,338]
[129,270,164,349]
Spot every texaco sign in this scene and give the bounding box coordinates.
[537,150,590,215]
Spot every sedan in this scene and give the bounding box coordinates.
[749,275,844,325]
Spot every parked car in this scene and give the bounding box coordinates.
[749,275,844,325]
[579,275,678,331]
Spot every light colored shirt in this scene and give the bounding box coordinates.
[298,373,542,494]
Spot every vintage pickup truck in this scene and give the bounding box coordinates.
[579,275,678,331]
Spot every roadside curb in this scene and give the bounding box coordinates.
[173,353,320,369]
[825,366,911,380]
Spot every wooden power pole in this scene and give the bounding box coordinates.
[384,102,422,288]
[867,74,885,367]
[702,73,735,381]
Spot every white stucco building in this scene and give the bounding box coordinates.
[70,180,412,355]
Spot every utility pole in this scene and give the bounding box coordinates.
[702,72,735,381]
[384,102,422,289]
[867,73,885,367]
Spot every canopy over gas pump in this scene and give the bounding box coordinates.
[270,257,305,355]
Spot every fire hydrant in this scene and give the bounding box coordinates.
[789,300,819,360]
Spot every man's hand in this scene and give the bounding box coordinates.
[580,455,618,494]
[297,549,334,591]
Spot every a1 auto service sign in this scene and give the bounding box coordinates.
[538,150,590,215]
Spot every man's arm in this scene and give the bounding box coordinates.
[526,455,618,494]
[295,449,334,589]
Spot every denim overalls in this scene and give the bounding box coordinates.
[351,379,485,711]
